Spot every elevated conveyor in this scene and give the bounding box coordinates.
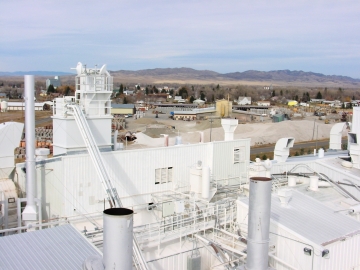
[67,103,149,270]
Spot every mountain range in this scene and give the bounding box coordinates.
[1,68,359,86]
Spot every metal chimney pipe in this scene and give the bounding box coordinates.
[22,75,38,222]
[246,177,272,270]
[103,208,133,270]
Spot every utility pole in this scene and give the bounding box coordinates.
[209,118,213,142]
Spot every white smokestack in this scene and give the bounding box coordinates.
[246,177,272,270]
[103,208,133,270]
[221,119,238,141]
[22,75,38,222]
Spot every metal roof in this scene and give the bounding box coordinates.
[111,104,135,109]
[0,224,101,270]
[239,190,360,246]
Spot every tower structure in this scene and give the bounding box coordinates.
[52,63,113,156]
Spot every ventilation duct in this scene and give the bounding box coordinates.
[273,137,295,163]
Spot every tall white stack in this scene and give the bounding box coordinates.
[103,208,133,270]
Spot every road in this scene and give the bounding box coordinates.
[251,139,347,155]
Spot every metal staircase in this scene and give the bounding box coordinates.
[67,103,149,270]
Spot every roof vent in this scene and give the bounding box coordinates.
[277,189,292,207]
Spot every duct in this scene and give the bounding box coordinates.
[22,75,38,222]
[329,122,347,150]
[221,119,238,141]
[103,208,133,270]
[246,177,272,270]
[273,137,295,163]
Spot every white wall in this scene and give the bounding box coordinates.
[17,139,250,219]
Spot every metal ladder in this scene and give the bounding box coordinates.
[67,104,149,270]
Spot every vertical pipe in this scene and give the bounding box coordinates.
[103,208,133,270]
[202,166,210,199]
[246,177,272,270]
[22,75,38,222]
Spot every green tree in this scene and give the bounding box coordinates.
[152,86,159,94]
[216,84,220,90]
[64,86,71,96]
[123,97,127,104]
[262,154,267,160]
[316,91,322,99]
[145,87,149,95]
[178,87,188,99]
[280,90,283,96]
[119,84,124,94]
[189,96,195,103]
[200,91,206,101]
[47,84,55,94]
[136,85,140,90]
[300,148,305,155]
[169,89,174,95]
[161,89,167,93]
[272,90,276,97]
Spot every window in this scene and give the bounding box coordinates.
[233,147,245,164]
[155,167,173,184]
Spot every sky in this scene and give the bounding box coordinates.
[1,0,360,78]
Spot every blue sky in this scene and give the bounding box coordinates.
[1,0,360,78]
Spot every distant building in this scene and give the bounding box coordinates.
[237,96,251,105]
[46,76,61,89]
[310,99,326,103]
[287,100,298,106]
[111,104,136,115]
[123,90,134,96]
[257,101,270,106]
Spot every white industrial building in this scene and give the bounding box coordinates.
[1,64,360,270]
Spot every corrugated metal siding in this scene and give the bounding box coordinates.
[212,139,250,180]
[61,142,215,215]
[0,224,101,270]
[17,139,250,220]
[148,246,217,270]
[237,190,360,270]
[319,234,360,270]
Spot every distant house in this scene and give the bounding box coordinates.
[310,99,326,103]
[111,104,136,115]
[237,96,251,105]
[257,101,270,106]
[174,96,185,103]
[193,99,205,106]
[46,76,61,89]
[123,90,134,96]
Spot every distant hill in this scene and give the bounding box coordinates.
[1,68,359,86]
[110,68,360,86]
[222,70,360,83]
[0,71,73,76]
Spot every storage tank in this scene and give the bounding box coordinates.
[1,101,8,112]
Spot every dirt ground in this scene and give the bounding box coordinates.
[0,110,53,126]
[123,112,347,149]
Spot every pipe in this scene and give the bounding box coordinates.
[103,208,133,270]
[22,75,38,222]
[246,177,272,270]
